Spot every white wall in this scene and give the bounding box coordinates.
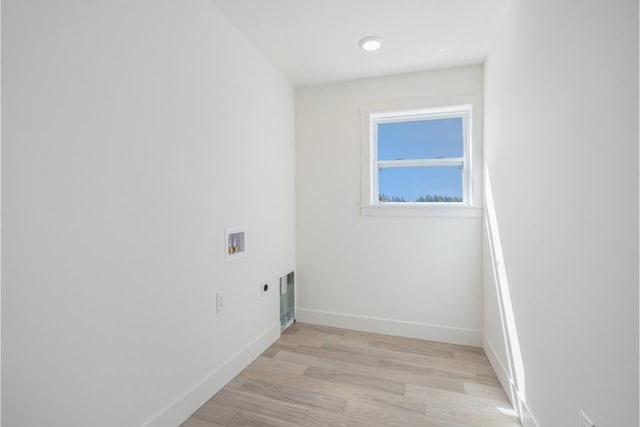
[296,66,484,346]
[483,0,639,426]
[1,1,295,426]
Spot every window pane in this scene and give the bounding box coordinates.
[378,166,463,203]
[377,117,463,160]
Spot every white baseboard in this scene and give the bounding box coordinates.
[296,308,482,347]
[482,336,514,405]
[482,337,540,427]
[141,322,280,427]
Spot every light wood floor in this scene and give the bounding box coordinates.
[181,323,520,427]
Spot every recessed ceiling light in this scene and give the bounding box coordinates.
[359,36,383,52]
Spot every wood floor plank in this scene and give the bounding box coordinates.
[287,328,354,346]
[324,340,495,379]
[368,340,455,359]
[226,409,301,427]
[278,333,326,348]
[282,326,298,335]
[180,416,224,427]
[405,383,510,407]
[286,343,381,367]
[259,346,281,358]
[290,323,347,336]
[181,323,520,427]
[463,372,500,387]
[304,365,406,395]
[211,388,308,424]
[186,401,238,426]
[274,348,466,393]
[424,397,518,426]
[335,328,470,354]
[225,374,249,389]
[344,399,471,427]
[238,377,348,413]
[246,354,308,375]
[321,341,436,365]
[242,363,425,414]
[377,358,501,389]
[428,354,495,376]
[378,358,480,382]
[302,408,392,427]
[463,382,510,400]
[405,384,519,426]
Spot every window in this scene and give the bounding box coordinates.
[370,105,471,205]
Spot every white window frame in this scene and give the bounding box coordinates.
[360,98,482,218]
[371,106,471,206]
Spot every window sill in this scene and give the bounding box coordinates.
[360,204,483,218]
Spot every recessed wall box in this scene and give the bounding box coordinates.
[225,227,247,261]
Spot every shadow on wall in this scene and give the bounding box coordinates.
[484,166,527,421]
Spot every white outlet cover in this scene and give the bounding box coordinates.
[216,292,225,312]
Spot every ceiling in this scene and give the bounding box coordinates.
[210,0,512,87]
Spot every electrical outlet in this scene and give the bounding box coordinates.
[216,292,225,312]
[261,282,269,297]
[580,411,595,427]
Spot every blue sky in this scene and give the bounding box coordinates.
[377,118,463,201]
